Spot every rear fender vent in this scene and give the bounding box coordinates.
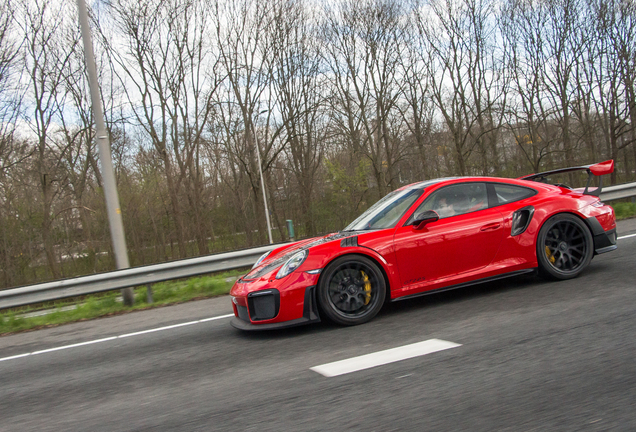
[511,206,535,236]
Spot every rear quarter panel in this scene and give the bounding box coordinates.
[484,181,597,270]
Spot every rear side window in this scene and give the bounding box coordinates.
[492,184,536,205]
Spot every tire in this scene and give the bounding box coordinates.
[536,213,594,280]
[317,255,386,326]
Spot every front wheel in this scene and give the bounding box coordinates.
[317,255,386,326]
[537,213,593,280]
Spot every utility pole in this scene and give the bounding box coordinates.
[77,0,134,305]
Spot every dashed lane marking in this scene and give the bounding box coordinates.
[310,339,461,377]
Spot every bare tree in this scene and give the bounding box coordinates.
[108,0,222,257]
[501,0,558,172]
[542,0,588,172]
[0,0,30,286]
[56,26,102,254]
[0,0,29,175]
[417,0,508,176]
[211,98,260,245]
[399,3,438,179]
[590,0,636,183]
[213,0,286,243]
[266,0,326,236]
[322,0,408,198]
[2,0,636,289]
[19,0,79,278]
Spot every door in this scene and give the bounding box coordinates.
[393,182,504,287]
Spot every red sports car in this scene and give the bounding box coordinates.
[230,161,617,330]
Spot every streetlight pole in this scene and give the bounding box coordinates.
[77,0,134,305]
[254,110,273,244]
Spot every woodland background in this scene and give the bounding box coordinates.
[0,0,634,289]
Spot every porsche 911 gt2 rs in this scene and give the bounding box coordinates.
[230,160,617,330]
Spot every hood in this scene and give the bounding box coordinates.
[242,230,367,281]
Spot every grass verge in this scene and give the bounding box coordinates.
[612,201,636,220]
[0,269,245,336]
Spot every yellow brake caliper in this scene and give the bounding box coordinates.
[545,246,556,264]
[360,270,372,305]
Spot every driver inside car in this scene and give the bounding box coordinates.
[436,196,455,218]
[435,192,468,218]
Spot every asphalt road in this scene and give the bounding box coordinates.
[1,220,635,431]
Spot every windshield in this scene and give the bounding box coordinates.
[343,188,423,231]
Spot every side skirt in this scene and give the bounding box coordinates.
[391,268,537,303]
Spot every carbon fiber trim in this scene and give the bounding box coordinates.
[340,236,358,248]
[585,216,606,236]
[592,228,617,254]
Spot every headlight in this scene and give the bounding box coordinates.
[276,250,307,279]
[252,250,271,269]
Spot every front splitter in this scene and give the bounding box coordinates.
[230,316,319,331]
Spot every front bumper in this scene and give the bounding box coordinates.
[230,285,320,331]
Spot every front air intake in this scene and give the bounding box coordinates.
[237,305,250,322]
[247,290,280,321]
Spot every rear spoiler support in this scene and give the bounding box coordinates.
[583,174,602,197]
[519,160,614,197]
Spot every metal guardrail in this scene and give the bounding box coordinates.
[0,243,291,310]
[600,182,636,202]
[1,181,634,311]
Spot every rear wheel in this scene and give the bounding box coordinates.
[317,255,386,326]
[537,213,593,280]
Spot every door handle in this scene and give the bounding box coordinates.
[480,222,501,231]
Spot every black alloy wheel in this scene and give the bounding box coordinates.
[537,213,593,280]
[317,255,386,325]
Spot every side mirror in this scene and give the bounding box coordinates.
[412,210,439,230]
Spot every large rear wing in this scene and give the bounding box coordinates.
[519,160,614,197]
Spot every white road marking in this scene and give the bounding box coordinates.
[31,337,118,355]
[117,321,199,338]
[0,313,235,363]
[310,339,461,377]
[200,315,235,323]
[0,353,30,362]
[618,233,636,240]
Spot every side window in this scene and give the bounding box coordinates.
[492,184,536,205]
[411,183,488,220]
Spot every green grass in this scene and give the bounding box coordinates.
[612,201,636,220]
[0,269,246,336]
